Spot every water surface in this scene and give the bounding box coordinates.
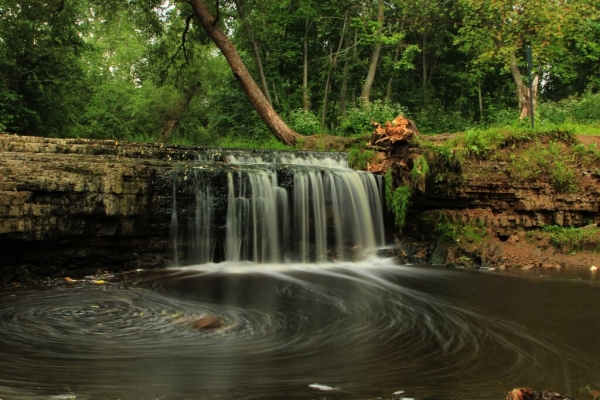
[1,260,598,400]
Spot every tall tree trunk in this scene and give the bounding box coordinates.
[302,10,311,111]
[158,83,200,143]
[234,0,272,105]
[510,51,539,120]
[386,41,403,102]
[339,31,356,119]
[322,12,348,128]
[477,78,483,121]
[360,0,385,106]
[421,30,428,107]
[190,0,300,145]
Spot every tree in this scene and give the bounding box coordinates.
[189,0,301,145]
[0,0,89,135]
[456,0,584,119]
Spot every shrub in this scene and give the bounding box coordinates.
[337,100,408,137]
[385,169,412,232]
[348,148,376,170]
[286,109,324,136]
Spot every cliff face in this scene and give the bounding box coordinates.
[1,134,599,284]
[0,134,201,283]
[411,159,600,237]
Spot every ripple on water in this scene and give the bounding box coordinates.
[0,264,598,399]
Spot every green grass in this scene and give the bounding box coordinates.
[541,225,600,254]
[433,213,488,244]
[348,148,376,170]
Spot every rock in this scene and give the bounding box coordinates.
[191,315,223,330]
[429,244,448,265]
[0,134,190,284]
[506,388,576,400]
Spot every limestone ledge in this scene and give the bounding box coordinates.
[0,134,180,283]
[411,163,600,236]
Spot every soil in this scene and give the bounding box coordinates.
[454,231,600,271]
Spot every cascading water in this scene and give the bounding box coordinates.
[170,150,386,265]
[2,150,599,400]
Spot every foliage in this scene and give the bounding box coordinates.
[538,91,600,125]
[412,104,472,134]
[410,155,430,191]
[0,0,599,144]
[285,109,324,136]
[385,170,412,232]
[542,225,600,254]
[433,213,488,244]
[348,148,376,170]
[337,101,409,137]
[507,140,579,193]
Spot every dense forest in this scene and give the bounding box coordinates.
[1,0,599,147]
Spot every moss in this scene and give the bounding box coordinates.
[348,148,376,170]
[385,169,412,233]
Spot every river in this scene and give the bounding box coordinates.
[1,259,598,400]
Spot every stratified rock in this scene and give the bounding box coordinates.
[0,134,197,284]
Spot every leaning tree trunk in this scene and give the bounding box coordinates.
[190,0,301,145]
[510,51,539,120]
[234,0,272,105]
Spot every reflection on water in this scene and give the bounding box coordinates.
[0,260,599,400]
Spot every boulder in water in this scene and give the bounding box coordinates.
[191,315,223,330]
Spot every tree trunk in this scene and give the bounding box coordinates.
[360,0,385,106]
[158,83,200,143]
[339,31,356,119]
[510,51,539,120]
[477,78,483,121]
[422,30,428,107]
[190,0,301,145]
[234,0,272,105]
[302,11,311,111]
[322,12,348,128]
[386,41,403,102]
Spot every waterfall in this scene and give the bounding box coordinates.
[171,150,385,265]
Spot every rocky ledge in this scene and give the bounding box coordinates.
[0,134,212,284]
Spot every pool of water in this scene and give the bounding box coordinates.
[1,259,599,399]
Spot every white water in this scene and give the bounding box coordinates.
[171,150,385,265]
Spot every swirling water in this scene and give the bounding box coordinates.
[1,259,599,400]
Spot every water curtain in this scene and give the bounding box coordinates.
[171,150,385,264]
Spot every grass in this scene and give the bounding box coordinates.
[348,148,376,170]
[419,124,600,193]
[541,225,600,254]
[433,213,489,244]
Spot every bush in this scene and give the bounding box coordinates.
[385,169,412,232]
[538,91,600,125]
[337,100,408,137]
[412,106,472,134]
[285,109,324,136]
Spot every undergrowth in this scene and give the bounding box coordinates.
[348,148,376,170]
[385,169,412,232]
[420,125,596,193]
[541,225,600,254]
[433,213,488,244]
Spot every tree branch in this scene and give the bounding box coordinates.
[161,14,195,82]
